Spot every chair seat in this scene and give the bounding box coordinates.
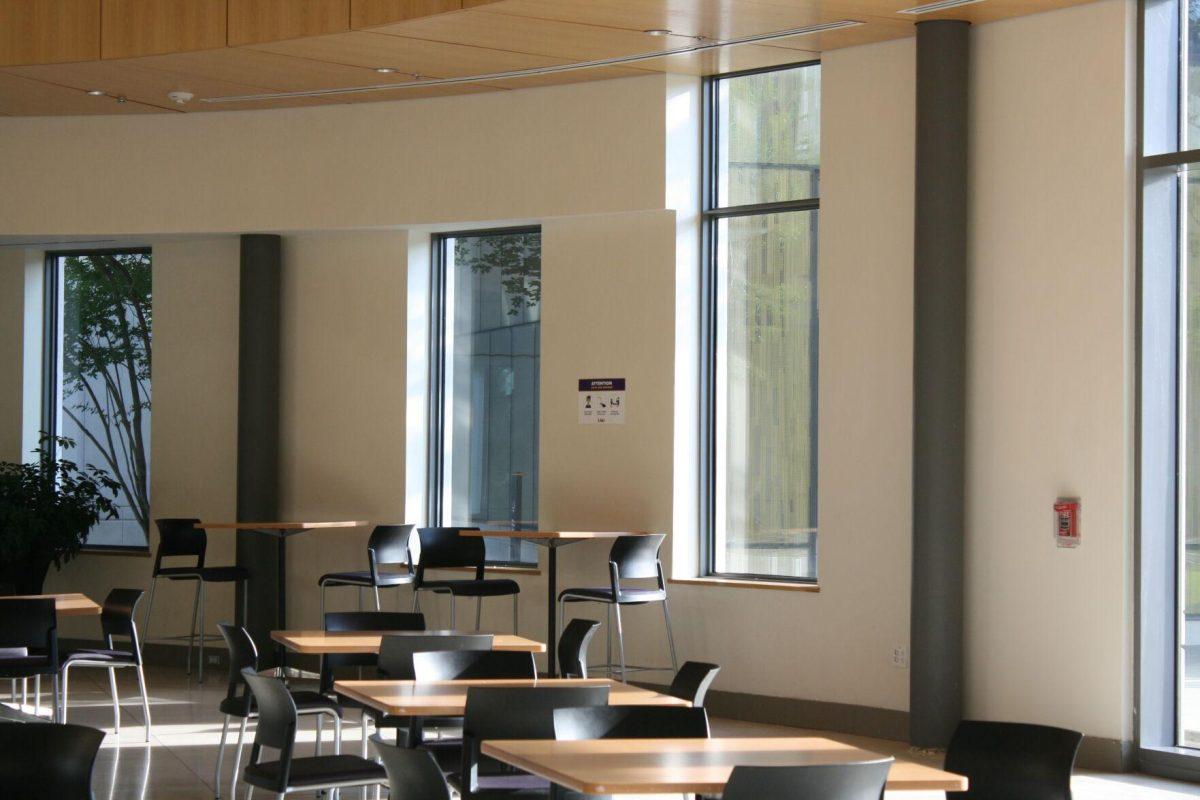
[244,754,386,789]
[559,586,667,604]
[62,648,137,666]
[220,690,343,718]
[421,578,520,597]
[158,565,249,582]
[449,771,551,795]
[319,570,415,588]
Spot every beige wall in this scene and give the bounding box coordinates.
[0,76,667,236]
[0,250,23,462]
[964,0,1135,741]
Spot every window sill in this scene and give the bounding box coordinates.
[668,577,819,592]
[431,565,542,576]
[79,547,150,558]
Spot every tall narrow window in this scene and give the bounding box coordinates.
[703,63,820,583]
[44,250,152,551]
[430,229,540,567]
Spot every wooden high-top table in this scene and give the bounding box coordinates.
[459,531,649,676]
[198,521,367,669]
[0,593,101,617]
[480,737,968,795]
[272,629,546,655]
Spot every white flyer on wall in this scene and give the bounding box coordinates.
[579,378,625,424]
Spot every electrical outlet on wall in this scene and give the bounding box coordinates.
[207,654,221,665]
[891,645,909,668]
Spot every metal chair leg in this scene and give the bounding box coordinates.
[230,716,249,800]
[613,604,627,683]
[60,667,69,723]
[142,576,158,644]
[661,598,678,672]
[316,713,323,756]
[450,594,456,629]
[136,663,152,742]
[214,714,231,798]
[33,675,40,715]
[373,586,381,611]
[51,674,60,724]
[187,580,200,676]
[242,580,250,629]
[108,667,120,733]
[475,597,483,631]
[198,581,206,684]
[606,605,612,676]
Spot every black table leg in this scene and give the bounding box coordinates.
[546,544,558,677]
[277,534,287,673]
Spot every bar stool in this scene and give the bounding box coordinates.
[412,527,520,631]
[318,523,416,615]
[557,533,677,682]
[143,518,249,683]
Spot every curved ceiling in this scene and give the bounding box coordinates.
[0,0,1096,116]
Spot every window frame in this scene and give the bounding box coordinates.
[427,225,542,568]
[42,246,153,555]
[700,60,822,585]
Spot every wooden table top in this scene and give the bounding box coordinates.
[272,630,546,654]
[0,593,101,617]
[333,678,688,717]
[480,737,968,795]
[198,520,369,530]
[458,531,649,540]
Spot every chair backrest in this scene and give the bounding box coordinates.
[722,759,894,800]
[320,611,425,692]
[377,633,493,679]
[0,722,105,800]
[462,685,610,791]
[668,661,720,707]
[99,588,144,658]
[0,598,57,667]
[371,734,453,800]
[242,668,298,792]
[554,706,710,740]
[609,533,667,582]
[415,527,484,580]
[558,618,601,679]
[369,524,416,575]
[153,518,206,571]
[412,649,536,681]
[945,720,1083,800]
[217,623,259,714]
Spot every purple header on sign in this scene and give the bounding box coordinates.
[579,378,625,391]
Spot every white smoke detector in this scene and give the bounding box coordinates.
[167,91,195,105]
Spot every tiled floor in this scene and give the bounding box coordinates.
[8,664,1200,799]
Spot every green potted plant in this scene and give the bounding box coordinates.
[0,436,120,594]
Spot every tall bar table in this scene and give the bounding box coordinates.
[459,531,649,677]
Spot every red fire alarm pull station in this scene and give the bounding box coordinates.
[1054,499,1081,548]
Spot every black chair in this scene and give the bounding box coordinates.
[375,633,494,746]
[412,649,537,682]
[944,720,1083,800]
[413,527,520,631]
[553,705,710,740]
[0,598,61,721]
[144,518,249,683]
[319,524,417,615]
[216,623,343,800]
[456,685,610,800]
[558,619,601,678]
[371,734,453,800]
[668,661,720,707]
[0,722,104,799]
[240,668,386,798]
[558,534,676,681]
[320,611,425,761]
[721,759,894,800]
[60,588,152,741]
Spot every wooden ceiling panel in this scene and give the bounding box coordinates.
[0,0,100,67]
[100,0,226,60]
[228,0,351,47]
[4,59,275,111]
[0,70,163,115]
[198,80,501,111]
[249,30,569,78]
[352,0,460,29]
[821,0,1098,24]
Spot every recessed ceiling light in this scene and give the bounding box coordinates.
[643,28,672,36]
[85,89,106,96]
[897,0,987,14]
[374,67,398,74]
